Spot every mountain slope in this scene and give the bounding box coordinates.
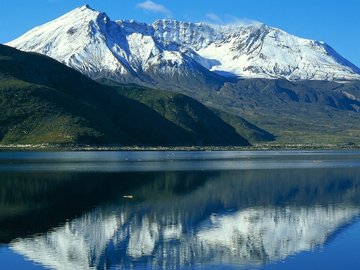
[100,80,273,143]
[211,79,360,144]
[152,20,360,81]
[7,5,360,84]
[209,108,275,142]
[7,5,225,92]
[0,44,250,146]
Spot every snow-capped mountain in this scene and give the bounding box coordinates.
[153,20,360,81]
[6,5,221,88]
[7,5,360,84]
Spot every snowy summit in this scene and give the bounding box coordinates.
[7,5,360,82]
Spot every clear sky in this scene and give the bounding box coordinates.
[1,0,359,66]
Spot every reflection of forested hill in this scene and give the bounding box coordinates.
[7,166,360,269]
[0,172,155,242]
[2,167,360,245]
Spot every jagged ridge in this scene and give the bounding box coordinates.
[7,5,360,83]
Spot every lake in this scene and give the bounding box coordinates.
[0,150,360,269]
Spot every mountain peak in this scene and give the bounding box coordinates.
[71,4,100,15]
[7,6,360,82]
[58,4,104,21]
[80,4,92,10]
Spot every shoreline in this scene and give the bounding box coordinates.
[0,143,359,151]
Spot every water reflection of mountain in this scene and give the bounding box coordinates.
[3,168,360,269]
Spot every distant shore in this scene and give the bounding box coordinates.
[0,143,359,151]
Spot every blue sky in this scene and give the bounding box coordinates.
[1,0,359,66]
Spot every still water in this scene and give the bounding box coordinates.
[0,151,360,269]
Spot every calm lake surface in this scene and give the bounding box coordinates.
[0,150,360,269]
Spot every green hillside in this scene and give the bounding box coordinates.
[100,79,274,143]
[210,108,275,143]
[0,44,250,146]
